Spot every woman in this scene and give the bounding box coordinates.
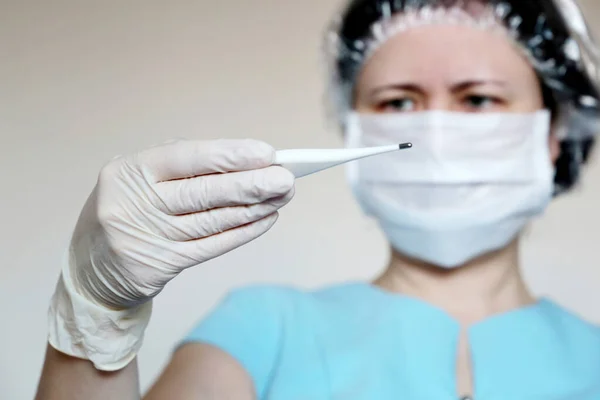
[36,0,600,399]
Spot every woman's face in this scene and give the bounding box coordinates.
[354,23,560,160]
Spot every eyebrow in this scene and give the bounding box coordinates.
[369,79,508,96]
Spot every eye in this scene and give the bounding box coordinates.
[377,98,417,113]
[463,95,501,111]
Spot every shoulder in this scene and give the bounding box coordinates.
[182,284,304,355]
[540,299,600,341]
[182,282,372,349]
[179,285,298,398]
[189,281,373,320]
[540,299,600,368]
[180,283,367,396]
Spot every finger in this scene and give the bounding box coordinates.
[159,187,294,241]
[138,139,275,182]
[153,166,295,215]
[175,212,280,265]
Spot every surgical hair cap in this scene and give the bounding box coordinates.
[324,0,600,194]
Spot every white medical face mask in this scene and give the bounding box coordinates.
[345,110,554,268]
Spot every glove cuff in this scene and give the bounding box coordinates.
[47,256,152,371]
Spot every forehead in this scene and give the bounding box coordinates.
[357,23,538,88]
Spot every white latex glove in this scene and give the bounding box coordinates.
[48,139,295,370]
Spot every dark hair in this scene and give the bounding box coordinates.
[333,0,598,194]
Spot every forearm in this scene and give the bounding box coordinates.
[35,344,140,400]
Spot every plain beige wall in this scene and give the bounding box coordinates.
[1,1,600,398]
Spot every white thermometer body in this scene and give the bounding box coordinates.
[275,143,412,178]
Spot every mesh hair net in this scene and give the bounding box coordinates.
[324,0,600,194]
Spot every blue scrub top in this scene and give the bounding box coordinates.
[181,283,600,399]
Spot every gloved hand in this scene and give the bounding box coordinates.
[48,139,295,370]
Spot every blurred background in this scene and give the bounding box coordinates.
[1,0,599,398]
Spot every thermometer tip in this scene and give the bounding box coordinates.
[399,142,412,150]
